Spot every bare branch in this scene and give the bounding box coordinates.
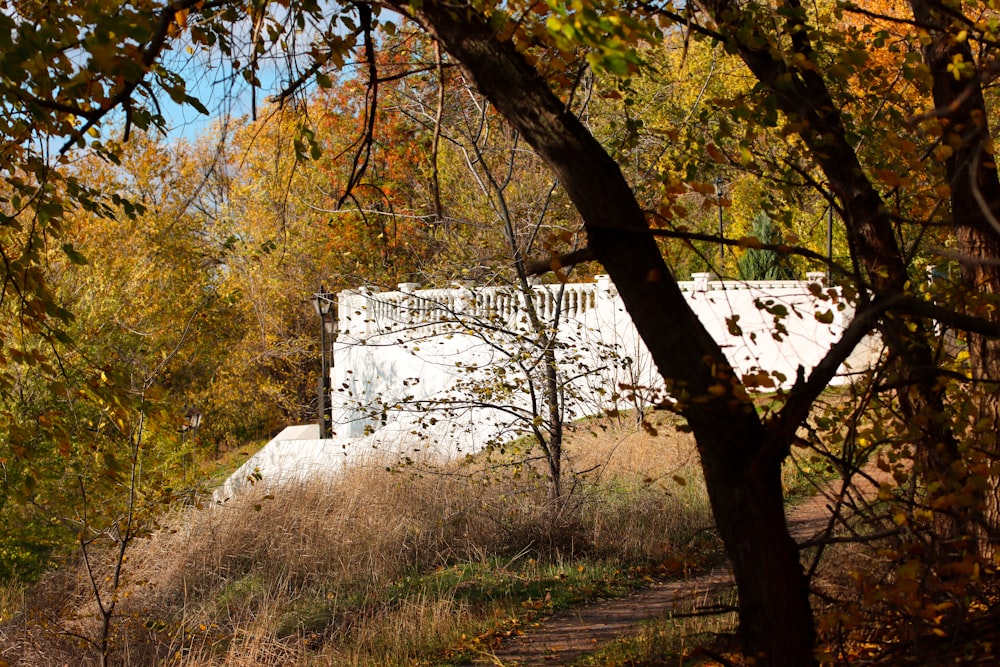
[337,3,379,209]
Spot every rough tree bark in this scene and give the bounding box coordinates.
[383,1,818,664]
[910,0,1000,546]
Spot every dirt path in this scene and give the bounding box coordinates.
[478,568,734,666]
[476,471,884,666]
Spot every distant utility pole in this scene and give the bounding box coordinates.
[716,175,725,270]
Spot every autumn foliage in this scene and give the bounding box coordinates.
[2,0,1000,665]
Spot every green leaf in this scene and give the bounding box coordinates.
[814,309,834,324]
[184,94,209,115]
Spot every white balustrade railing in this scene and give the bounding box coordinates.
[336,273,829,340]
[337,280,612,339]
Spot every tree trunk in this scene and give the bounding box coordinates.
[910,0,1000,548]
[390,2,818,663]
[702,441,815,666]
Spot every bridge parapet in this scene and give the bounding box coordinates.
[337,279,614,341]
[336,273,831,342]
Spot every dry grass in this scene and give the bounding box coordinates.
[0,580,23,625]
[561,412,712,561]
[1,414,712,666]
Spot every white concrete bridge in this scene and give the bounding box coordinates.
[218,273,878,499]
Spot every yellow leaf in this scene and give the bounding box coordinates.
[934,144,953,161]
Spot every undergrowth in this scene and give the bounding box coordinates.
[0,412,729,666]
[0,408,921,666]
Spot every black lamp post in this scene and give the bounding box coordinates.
[715,175,725,270]
[311,287,335,439]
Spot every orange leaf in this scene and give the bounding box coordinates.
[706,143,726,163]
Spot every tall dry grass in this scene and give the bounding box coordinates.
[1,413,713,666]
[0,581,23,625]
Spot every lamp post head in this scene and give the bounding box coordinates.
[182,408,202,434]
[312,287,333,318]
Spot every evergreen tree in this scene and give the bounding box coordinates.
[736,213,795,281]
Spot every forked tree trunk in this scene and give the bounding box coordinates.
[697,0,968,545]
[391,3,818,664]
